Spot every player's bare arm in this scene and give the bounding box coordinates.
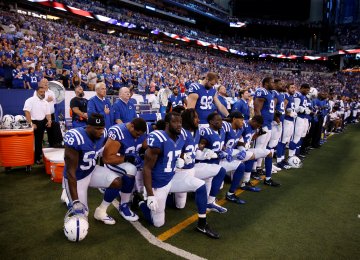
[64,147,80,201]
[186,93,199,109]
[102,138,124,164]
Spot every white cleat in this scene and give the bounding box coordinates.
[60,189,70,207]
[272,164,282,172]
[94,207,116,225]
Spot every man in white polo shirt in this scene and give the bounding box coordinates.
[36,78,56,120]
[24,87,52,164]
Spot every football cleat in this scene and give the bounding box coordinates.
[138,201,153,225]
[240,181,261,192]
[119,203,139,222]
[94,207,116,225]
[196,223,220,239]
[272,164,281,172]
[226,193,246,204]
[298,153,306,159]
[257,168,265,175]
[207,201,227,213]
[276,161,292,170]
[271,168,278,174]
[60,189,70,208]
[264,178,281,187]
[251,171,262,180]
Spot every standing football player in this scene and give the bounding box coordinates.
[253,77,280,186]
[187,72,229,127]
[288,83,311,158]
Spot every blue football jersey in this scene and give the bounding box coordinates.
[293,91,307,119]
[107,123,146,155]
[147,130,185,188]
[181,128,200,169]
[168,93,187,108]
[63,127,106,180]
[284,93,296,121]
[188,82,216,124]
[242,121,256,148]
[200,127,225,164]
[254,87,275,129]
[222,121,244,149]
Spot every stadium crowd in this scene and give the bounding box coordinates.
[52,0,313,52]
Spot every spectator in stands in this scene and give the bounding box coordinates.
[113,86,137,124]
[217,85,231,117]
[147,90,160,111]
[87,67,97,91]
[87,82,113,129]
[24,67,39,90]
[23,87,52,164]
[70,85,88,128]
[59,69,70,89]
[71,73,81,89]
[12,63,25,89]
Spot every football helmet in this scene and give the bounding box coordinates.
[1,114,14,129]
[287,156,302,168]
[64,208,89,242]
[307,87,318,100]
[12,115,30,129]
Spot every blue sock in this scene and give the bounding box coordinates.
[245,160,255,172]
[277,142,285,159]
[229,163,245,193]
[265,157,273,178]
[195,185,207,214]
[104,188,119,203]
[209,167,226,197]
[289,141,297,151]
[139,202,153,225]
[121,175,135,193]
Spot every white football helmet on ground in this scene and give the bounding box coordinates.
[1,114,14,129]
[64,208,89,242]
[288,156,302,168]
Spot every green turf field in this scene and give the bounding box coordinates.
[1,124,360,259]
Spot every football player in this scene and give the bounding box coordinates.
[288,83,311,158]
[276,83,297,168]
[253,77,280,186]
[268,79,286,172]
[63,113,123,227]
[140,112,218,238]
[221,112,250,203]
[174,109,227,214]
[187,72,229,127]
[102,117,148,222]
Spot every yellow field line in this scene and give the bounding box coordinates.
[157,179,262,241]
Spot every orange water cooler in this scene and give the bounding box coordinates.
[43,148,64,183]
[0,129,34,171]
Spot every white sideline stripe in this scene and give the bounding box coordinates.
[130,221,207,260]
[111,199,206,260]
